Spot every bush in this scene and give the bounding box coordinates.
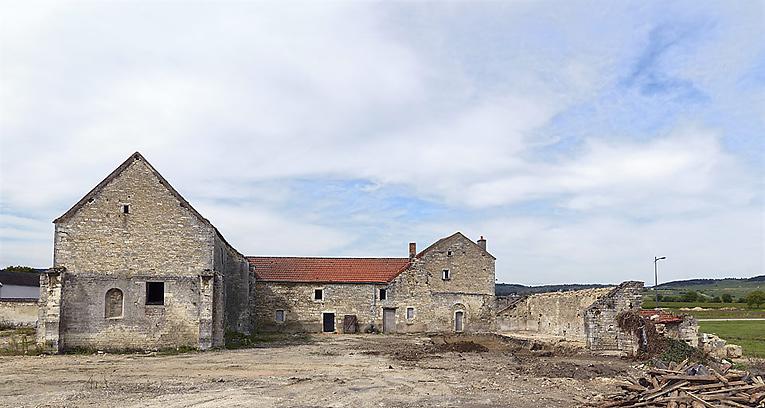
[710,296,721,303]
[681,291,699,302]
[721,293,733,303]
[745,290,765,308]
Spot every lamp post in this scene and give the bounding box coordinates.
[654,256,666,309]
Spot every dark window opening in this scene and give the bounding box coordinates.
[447,251,452,256]
[275,310,285,322]
[379,288,387,300]
[146,282,164,305]
[314,289,323,301]
[442,269,451,280]
[122,204,130,214]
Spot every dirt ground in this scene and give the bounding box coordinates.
[0,334,638,408]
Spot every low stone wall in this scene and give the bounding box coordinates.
[0,299,38,328]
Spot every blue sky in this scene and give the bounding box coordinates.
[0,1,763,284]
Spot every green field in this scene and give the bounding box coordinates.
[651,277,763,299]
[640,299,765,319]
[698,321,765,358]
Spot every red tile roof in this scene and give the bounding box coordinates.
[640,309,684,324]
[247,257,411,284]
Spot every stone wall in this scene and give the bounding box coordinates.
[496,288,613,340]
[0,299,38,328]
[254,282,380,332]
[584,281,643,354]
[214,232,253,337]
[41,154,251,352]
[255,233,497,334]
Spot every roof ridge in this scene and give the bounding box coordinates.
[247,256,409,260]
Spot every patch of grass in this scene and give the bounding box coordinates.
[699,320,765,358]
[0,330,40,356]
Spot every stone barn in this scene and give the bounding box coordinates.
[37,152,253,353]
[251,232,496,334]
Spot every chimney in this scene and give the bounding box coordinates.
[408,242,417,259]
[477,236,487,251]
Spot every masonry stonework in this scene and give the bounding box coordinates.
[584,281,643,354]
[253,233,496,334]
[37,153,252,352]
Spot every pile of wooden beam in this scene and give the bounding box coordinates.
[601,359,765,407]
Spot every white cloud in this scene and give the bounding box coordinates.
[0,2,762,283]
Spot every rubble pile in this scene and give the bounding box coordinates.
[601,359,765,407]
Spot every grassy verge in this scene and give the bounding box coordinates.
[699,320,765,358]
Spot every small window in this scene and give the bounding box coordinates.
[379,288,387,300]
[447,251,452,257]
[275,310,285,322]
[146,282,164,305]
[406,307,414,320]
[442,269,451,280]
[105,288,123,318]
[314,289,323,301]
[122,204,130,214]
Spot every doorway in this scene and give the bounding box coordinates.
[455,310,464,332]
[383,308,396,333]
[322,312,335,333]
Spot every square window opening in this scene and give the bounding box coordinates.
[442,269,451,280]
[122,204,130,214]
[314,289,323,301]
[146,282,165,305]
[275,310,285,322]
[379,288,387,300]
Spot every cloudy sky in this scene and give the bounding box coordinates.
[1,1,763,285]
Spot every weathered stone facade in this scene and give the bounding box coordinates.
[496,287,613,340]
[37,153,252,352]
[583,281,643,354]
[497,281,643,354]
[253,233,496,334]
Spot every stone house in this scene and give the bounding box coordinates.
[37,152,253,353]
[251,232,496,334]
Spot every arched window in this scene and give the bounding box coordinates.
[105,288,124,318]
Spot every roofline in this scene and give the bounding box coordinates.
[53,152,211,225]
[247,256,410,260]
[53,152,245,259]
[255,279,394,285]
[416,231,496,260]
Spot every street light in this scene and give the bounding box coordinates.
[654,256,667,309]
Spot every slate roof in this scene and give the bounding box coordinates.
[0,270,41,287]
[248,257,411,284]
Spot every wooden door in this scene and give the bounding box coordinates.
[343,315,358,333]
[383,308,396,333]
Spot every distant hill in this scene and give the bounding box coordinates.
[654,275,765,289]
[496,283,612,296]
[650,275,764,299]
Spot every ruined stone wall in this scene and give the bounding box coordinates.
[51,158,215,351]
[496,288,613,340]
[0,299,38,328]
[584,281,643,354]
